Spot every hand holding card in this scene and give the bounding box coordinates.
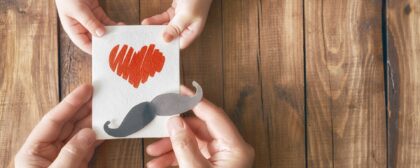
[93,25,196,139]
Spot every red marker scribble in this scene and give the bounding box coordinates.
[109,44,165,88]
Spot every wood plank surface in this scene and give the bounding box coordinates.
[305,0,387,167]
[101,0,139,24]
[222,0,269,167]
[181,0,224,107]
[387,0,420,167]
[58,0,143,167]
[4,0,419,167]
[259,0,306,167]
[0,0,58,167]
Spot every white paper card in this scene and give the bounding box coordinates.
[92,25,179,139]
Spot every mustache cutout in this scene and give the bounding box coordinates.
[151,81,203,116]
[104,81,203,137]
[104,102,156,137]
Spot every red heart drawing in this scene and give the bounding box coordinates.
[109,44,165,88]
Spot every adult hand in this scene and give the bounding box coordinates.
[142,0,213,49]
[56,0,121,54]
[146,86,255,168]
[15,85,101,168]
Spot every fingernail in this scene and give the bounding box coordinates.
[96,28,105,37]
[146,145,153,154]
[168,117,184,136]
[163,32,174,42]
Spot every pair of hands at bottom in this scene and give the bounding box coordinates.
[15,84,254,168]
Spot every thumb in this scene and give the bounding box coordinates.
[168,117,209,168]
[49,128,96,168]
[163,14,192,42]
[73,5,106,37]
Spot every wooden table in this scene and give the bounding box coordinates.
[1,0,419,167]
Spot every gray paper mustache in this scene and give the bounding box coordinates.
[104,81,203,137]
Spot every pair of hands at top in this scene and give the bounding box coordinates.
[55,0,212,54]
[15,84,254,168]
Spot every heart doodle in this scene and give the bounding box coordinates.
[109,44,165,88]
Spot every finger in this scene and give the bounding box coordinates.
[49,128,96,168]
[147,129,210,158]
[180,85,196,96]
[60,15,92,54]
[65,114,92,142]
[183,117,212,141]
[58,100,91,141]
[179,21,204,49]
[68,114,103,147]
[73,5,106,37]
[69,32,92,54]
[146,151,178,168]
[178,118,212,158]
[62,18,92,54]
[146,138,172,156]
[73,99,92,122]
[58,122,75,142]
[168,117,209,167]
[180,85,245,144]
[26,84,92,143]
[163,14,193,42]
[141,11,171,25]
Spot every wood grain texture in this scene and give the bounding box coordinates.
[305,0,386,167]
[387,0,420,167]
[58,0,143,167]
[259,0,306,167]
[0,0,58,167]
[2,0,411,167]
[181,0,223,106]
[222,0,269,167]
[140,0,172,22]
[100,0,139,24]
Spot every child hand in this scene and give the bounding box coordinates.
[142,0,213,49]
[55,0,120,54]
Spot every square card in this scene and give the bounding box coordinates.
[92,25,179,139]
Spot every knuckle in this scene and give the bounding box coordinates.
[168,24,183,36]
[41,115,62,129]
[174,135,194,150]
[62,144,79,156]
[25,142,45,156]
[82,18,98,30]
